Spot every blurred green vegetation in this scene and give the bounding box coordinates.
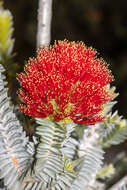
[4,0,127,120]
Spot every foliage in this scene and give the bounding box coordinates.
[0,2,19,99]
[0,64,34,189]
[0,4,14,60]
[99,112,127,147]
[96,164,115,180]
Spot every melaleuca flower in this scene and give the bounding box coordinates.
[17,40,115,125]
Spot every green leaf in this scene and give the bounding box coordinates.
[71,145,104,190]
[96,164,115,180]
[99,112,127,147]
[0,7,14,59]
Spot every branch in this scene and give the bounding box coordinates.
[108,175,127,190]
[37,0,53,48]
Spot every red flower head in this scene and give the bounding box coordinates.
[17,40,114,125]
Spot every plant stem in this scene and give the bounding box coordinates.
[108,175,127,190]
[37,0,52,48]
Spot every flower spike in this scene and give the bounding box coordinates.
[17,40,114,125]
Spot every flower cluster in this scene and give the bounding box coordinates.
[17,40,114,125]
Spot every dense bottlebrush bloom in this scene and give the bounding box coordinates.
[17,40,114,125]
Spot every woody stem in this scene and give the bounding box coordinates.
[37,0,53,48]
